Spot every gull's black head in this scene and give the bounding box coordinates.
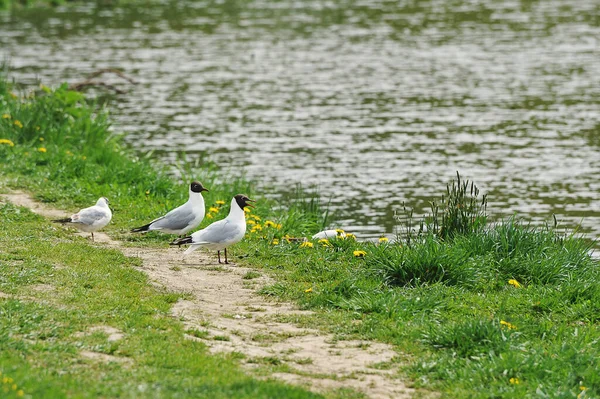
[190,181,209,193]
[234,194,255,210]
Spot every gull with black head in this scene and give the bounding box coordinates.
[131,181,209,237]
[53,197,112,241]
[171,194,255,264]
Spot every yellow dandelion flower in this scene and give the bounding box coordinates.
[275,223,282,229]
[265,220,277,228]
[251,215,261,221]
[508,279,521,288]
[38,147,47,153]
[12,384,17,390]
[251,224,263,232]
[300,241,313,248]
[580,386,586,391]
[379,237,389,243]
[17,390,24,397]
[244,206,252,213]
[209,207,219,213]
[39,137,44,141]
[335,228,345,235]
[346,233,357,240]
[247,219,256,226]
[1,114,10,119]
[216,200,225,205]
[353,250,367,257]
[65,150,73,156]
[145,190,150,195]
[284,234,292,243]
[500,320,517,330]
[304,287,313,293]
[14,120,23,129]
[206,214,213,219]
[509,377,520,385]
[0,139,15,146]
[318,239,331,247]
[271,238,279,245]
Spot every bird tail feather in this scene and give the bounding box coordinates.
[53,218,72,224]
[131,222,152,233]
[170,236,193,246]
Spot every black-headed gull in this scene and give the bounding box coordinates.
[131,181,209,236]
[312,229,346,240]
[170,194,255,264]
[54,197,112,241]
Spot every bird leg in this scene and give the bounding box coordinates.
[224,248,229,264]
[91,232,95,242]
[217,250,221,264]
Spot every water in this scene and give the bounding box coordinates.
[1,0,599,239]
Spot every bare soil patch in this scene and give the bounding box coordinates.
[80,350,133,365]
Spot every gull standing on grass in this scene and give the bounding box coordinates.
[131,181,209,236]
[170,194,255,264]
[53,197,112,241]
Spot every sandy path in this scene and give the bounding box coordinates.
[1,190,417,399]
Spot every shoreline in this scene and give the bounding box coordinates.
[2,74,599,398]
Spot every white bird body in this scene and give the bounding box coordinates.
[54,197,112,240]
[312,229,346,240]
[131,181,208,236]
[172,194,255,263]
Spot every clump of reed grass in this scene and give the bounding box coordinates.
[428,171,488,240]
[373,173,596,289]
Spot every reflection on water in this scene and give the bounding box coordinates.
[1,0,599,239]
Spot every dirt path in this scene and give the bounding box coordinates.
[1,191,417,399]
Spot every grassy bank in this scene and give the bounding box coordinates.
[2,76,599,398]
[0,203,324,399]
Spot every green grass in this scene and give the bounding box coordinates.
[0,80,324,239]
[0,202,325,399]
[2,74,600,398]
[245,213,599,397]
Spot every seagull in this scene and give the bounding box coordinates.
[53,197,112,241]
[312,229,346,240]
[170,194,255,264]
[131,181,209,237]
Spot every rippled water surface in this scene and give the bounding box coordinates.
[1,0,599,238]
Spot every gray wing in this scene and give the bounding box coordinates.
[193,219,243,244]
[73,206,109,226]
[150,206,196,231]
